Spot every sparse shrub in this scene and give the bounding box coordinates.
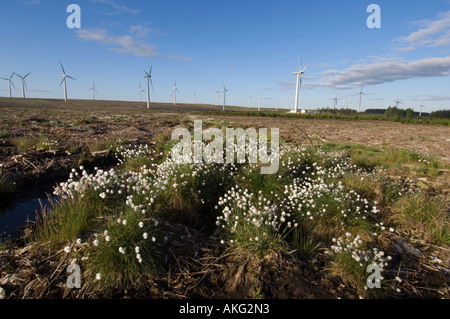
[326,233,392,298]
[81,207,162,295]
[215,186,294,258]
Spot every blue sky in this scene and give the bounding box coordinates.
[1,0,450,112]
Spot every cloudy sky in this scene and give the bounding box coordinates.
[1,0,450,112]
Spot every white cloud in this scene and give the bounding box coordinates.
[309,56,450,90]
[92,0,140,15]
[395,10,450,50]
[76,28,191,61]
[129,25,152,38]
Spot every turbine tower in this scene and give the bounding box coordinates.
[1,73,15,98]
[172,81,179,105]
[59,61,76,102]
[14,72,31,99]
[138,83,145,102]
[419,102,424,119]
[258,95,261,111]
[293,57,308,113]
[357,83,368,113]
[333,94,339,110]
[89,82,98,100]
[215,90,220,107]
[222,85,229,112]
[143,66,153,109]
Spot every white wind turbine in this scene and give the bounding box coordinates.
[357,82,368,113]
[222,85,229,111]
[172,81,179,105]
[394,95,403,108]
[14,72,31,99]
[59,61,76,102]
[333,94,339,110]
[89,82,98,100]
[138,83,145,102]
[419,102,425,118]
[143,66,153,109]
[1,73,15,98]
[215,90,220,107]
[293,57,308,113]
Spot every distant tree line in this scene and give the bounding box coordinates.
[383,106,416,119]
[364,107,450,119]
[429,109,450,119]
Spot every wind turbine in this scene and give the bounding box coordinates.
[59,61,76,102]
[143,66,153,109]
[394,95,403,108]
[14,72,31,99]
[193,91,197,104]
[333,94,339,110]
[1,73,15,98]
[172,81,179,105]
[357,83,368,113]
[419,102,424,119]
[89,82,98,100]
[258,94,261,111]
[222,85,229,111]
[293,57,308,113]
[215,90,220,107]
[138,83,145,102]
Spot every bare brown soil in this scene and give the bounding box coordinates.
[0,97,449,299]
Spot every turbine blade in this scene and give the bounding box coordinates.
[59,60,66,74]
[24,72,31,78]
[66,75,76,81]
[302,64,309,72]
[60,78,65,87]
[11,81,16,89]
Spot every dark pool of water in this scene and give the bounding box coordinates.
[0,197,53,240]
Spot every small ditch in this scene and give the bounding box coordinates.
[0,196,53,240]
[0,149,119,241]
